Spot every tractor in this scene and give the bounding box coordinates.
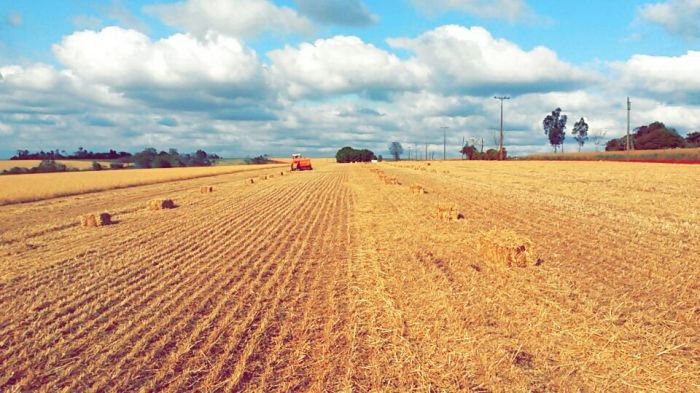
[291,153,313,171]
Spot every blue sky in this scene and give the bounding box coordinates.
[1,0,699,158]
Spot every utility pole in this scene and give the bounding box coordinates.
[441,127,449,160]
[494,96,510,160]
[626,97,633,151]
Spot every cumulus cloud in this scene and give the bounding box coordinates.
[268,35,428,98]
[410,0,533,22]
[611,51,700,102]
[53,27,263,94]
[295,0,378,26]
[0,63,133,114]
[638,0,700,39]
[144,0,314,38]
[388,25,597,96]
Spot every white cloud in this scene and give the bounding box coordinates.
[388,25,597,95]
[144,0,314,38]
[53,27,262,91]
[268,35,428,98]
[638,0,700,38]
[0,64,62,91]
[0,64,132,110]
[611,51,700,102]
[410,0,533,22]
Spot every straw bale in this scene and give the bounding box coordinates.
[384,176,401,185]
[435,205,463,221]
[409,184,427,194]
[148,199,175,210]
[200,186,214,193]
[80,212,111,227]
[476,229,535,268]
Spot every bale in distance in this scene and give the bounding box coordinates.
[384,177,401,185]
[80,212,112,227]
[246,178,255,184]
[148,199,175,210]
[476,229,536,268]
[435,205,463,222]
[409,184,427,194]
[200,186,214,194]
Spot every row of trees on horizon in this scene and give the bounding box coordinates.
[542,108,699,153]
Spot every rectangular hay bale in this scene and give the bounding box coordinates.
[384,176,400,185]
[409,184,426,194]
[80,212,111,227]
[476,229,535,268]
[435,205,463,221]
[200,186,214,193]
[148,199,175,210]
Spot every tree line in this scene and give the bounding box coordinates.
[130,148,220,168]
[335,146,379,163]
[542,108,698,152]
[606,122,698,151]
[12,148,132,160]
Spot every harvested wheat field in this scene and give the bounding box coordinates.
[0,160,698,392]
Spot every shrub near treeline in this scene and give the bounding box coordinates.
[606,122,692,151]
[460,145,508,160]
[336,146,377,163]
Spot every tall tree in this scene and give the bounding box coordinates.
[543,108,567,152]
[389,142,403,161]
[572,117,589,152]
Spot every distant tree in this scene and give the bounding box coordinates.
[685,131,700,146]
[460,144,478,160]
[572,117,589,152]
[389,142,403,161]
[605,138,625,151]
[335,146,377,163]
[245,154,272,164]
[484,148,500,160]
[635,122,686,149]
[377,155,383,162]
[606,122,687,151]
[591,130,607,152]
[543,108,567,152]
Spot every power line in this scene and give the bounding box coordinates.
[494,96,510,160]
